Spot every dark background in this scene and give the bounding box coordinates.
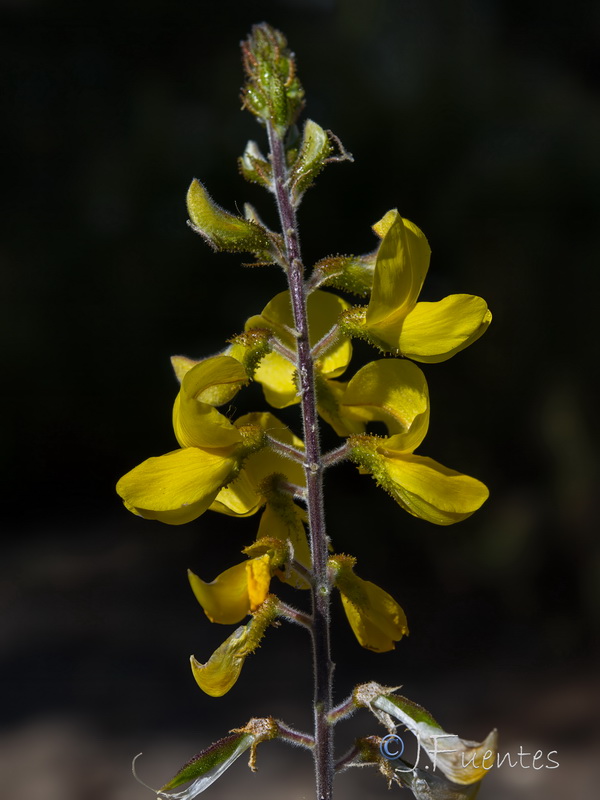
[1,1,598,798]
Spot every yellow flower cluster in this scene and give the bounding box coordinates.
[116,208,490,695]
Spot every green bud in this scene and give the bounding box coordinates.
[238,140,273,191]
[311,252,377,297]
[289,119,332,205]
[187,179,276,260]
[241,23,305,136]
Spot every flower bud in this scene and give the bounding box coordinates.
[239,140,273,191]
[289,119,332,206]
[187,179,275,259]
[240,23,304,136]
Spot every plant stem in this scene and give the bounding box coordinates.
[267,120,334,800]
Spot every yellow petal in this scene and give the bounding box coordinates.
[190,626,248,697]
[210,469,264,516]
[332,556,408,652]
[173,356,246,448]
[366,212,431,329]
[246,554,272,610]
[382,452,489,525]
[190,597,277,697]
[170,354,200,383]
[399,294,492,363]
[116,446,239,525]
[188,563,251,624]
[315,375,365,437]
[341,359,429,449]
[253,351,298,408]
[340,591,406,653]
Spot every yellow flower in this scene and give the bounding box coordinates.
[348,210,491,362]
[329,555,408,652]
[243,290,363,435]
[344,359,489,525]
[190,596,278,697]
[188,492,311,625]
[188,553,273,625]
[116,356,261,525]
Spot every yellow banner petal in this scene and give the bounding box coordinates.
[341,359,429,449]
[332,555,408,652]
[366,212,431,328]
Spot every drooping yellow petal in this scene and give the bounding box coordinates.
[331,555,408,652]
[341,359,429,450]
[382,452,489,525]
[173,356,247,448]
[399,294,492,363]
[190,625,248,697]
[116,445,239,525]
[190,597,277,697]
[340,588,407,653]
[366,212,431,329]
[188,563,250,624]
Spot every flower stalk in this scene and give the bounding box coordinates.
[267,117,335,800]
[116,21,495,800]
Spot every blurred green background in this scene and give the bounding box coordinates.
[1,0,598,798]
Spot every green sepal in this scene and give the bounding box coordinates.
[338,306,396,353]
[289,119,333,206]
[311,252,377,297]
[240,23,304,136]
[238,140,273,191]
[235,422,269,459]
[159,733,253,795]
[186,179,276,261]
[227,328,273,378]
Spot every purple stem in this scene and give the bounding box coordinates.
[267,120,334,800]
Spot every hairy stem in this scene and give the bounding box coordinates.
[267,120,334,800]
